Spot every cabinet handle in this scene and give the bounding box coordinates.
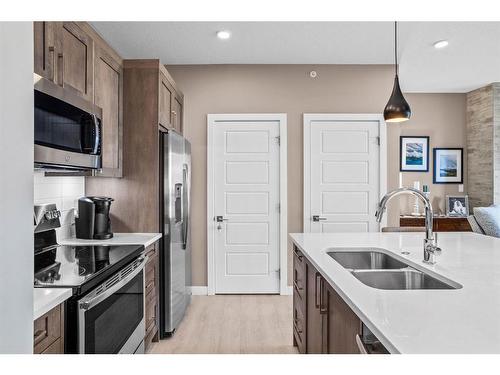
[34,329,47,346]
[319,279,328,315]
[293,248,303,261]
[57,53,64,86]
[293,321,303,334]
[293,280,303,291]
[171,110,177,116]
[315,272,321,308]
[48,46,55,82]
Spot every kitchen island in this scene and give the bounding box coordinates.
[290,232,500,354]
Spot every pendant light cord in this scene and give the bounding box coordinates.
[395,21,398,76]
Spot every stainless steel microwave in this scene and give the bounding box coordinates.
[34,74,102,170]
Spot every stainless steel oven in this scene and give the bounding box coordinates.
[34,73,102,170]
[77,255,147,354]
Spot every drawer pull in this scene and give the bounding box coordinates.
[293,248,303,261]
[293,280,303,291]
[34,329,47,345]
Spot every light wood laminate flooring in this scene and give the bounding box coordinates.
[148,295,298,354]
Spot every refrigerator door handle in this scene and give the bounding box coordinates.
[182,163,189,250]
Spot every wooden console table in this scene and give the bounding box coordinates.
[400,216,472,232]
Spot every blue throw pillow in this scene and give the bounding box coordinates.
[474,205,500,237]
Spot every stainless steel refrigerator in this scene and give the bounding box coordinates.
[159,130,191,337]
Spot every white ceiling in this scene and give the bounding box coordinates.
[91,22,500,93]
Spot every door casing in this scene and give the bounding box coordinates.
[207,113,288,295]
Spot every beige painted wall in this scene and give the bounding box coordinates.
[167,64,467,287]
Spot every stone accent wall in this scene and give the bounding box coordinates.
[466,83,500,209]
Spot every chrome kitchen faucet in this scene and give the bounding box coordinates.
[375,187,441,264]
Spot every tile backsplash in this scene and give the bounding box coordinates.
[34,171,85,240]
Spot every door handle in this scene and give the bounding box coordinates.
[312,215,327,222]
[216,216,228,222]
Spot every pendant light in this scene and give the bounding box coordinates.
[384,21,411,123]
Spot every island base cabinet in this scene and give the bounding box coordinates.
[292,249,363,354]
[306,265,323,353]
[323,282,362,354]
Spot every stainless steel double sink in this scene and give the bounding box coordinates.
[328,249,461,290]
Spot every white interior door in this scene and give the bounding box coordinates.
[304,114,386,233]
[211,118,281,294]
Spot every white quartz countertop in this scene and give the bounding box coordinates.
[59,233,162,248]
[289,232,500,354]
[34,288,72,320]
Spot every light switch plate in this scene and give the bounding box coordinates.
[458,184,464,193]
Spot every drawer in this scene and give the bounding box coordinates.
[293,297,306,354]
[145,261,157,296]
[34,304,62,354]
[144,242,157,260]
[145,287,158,335]
[41,338,63,354]
[293,245,306,278]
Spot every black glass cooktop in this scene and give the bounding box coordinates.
[34,244,144,293]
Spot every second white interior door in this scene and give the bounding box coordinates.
[304,114,384,233]
[212,119,281,294]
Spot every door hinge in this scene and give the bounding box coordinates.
[376,136,380,146]
[277,203,281,213]
[275,136,281,146]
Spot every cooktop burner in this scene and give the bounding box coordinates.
[34,244,144,293]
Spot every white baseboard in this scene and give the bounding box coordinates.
[189,286,208,295]
[189,286,293,296]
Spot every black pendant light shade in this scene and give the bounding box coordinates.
[384,22,411,123]
[384,75,411,122]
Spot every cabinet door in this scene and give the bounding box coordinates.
[324,283,361,354]
[34,22,57,82]
[306,263,323,353]
[59,22,94,101]
[159,74,173,129]
[94,45,123,177]
[172,95,183,133]
[34,304,62,354]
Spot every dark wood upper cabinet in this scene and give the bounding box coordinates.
[34,22,57,82]
[93,44,123,177]
[59,22,94,102]
[34,22,94,101]
[172,95,183,133]
[159,74,173,129]
[159,65,184,133]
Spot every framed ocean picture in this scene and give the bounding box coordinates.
[433,148,463,184]
[400,136,430,172]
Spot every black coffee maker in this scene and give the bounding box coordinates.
[75,197,114,239]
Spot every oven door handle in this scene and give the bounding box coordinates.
[79,256,147,311]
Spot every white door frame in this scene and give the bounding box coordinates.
[207,113,288,295]
[303,113,387,232]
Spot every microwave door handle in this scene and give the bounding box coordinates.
[92,114,100,155]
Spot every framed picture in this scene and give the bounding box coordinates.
[400,136,429,172]
[446,195,469,217]
[433,148,463,184]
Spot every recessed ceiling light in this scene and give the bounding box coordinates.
[216,30,231,40]
[433,40,449,49]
